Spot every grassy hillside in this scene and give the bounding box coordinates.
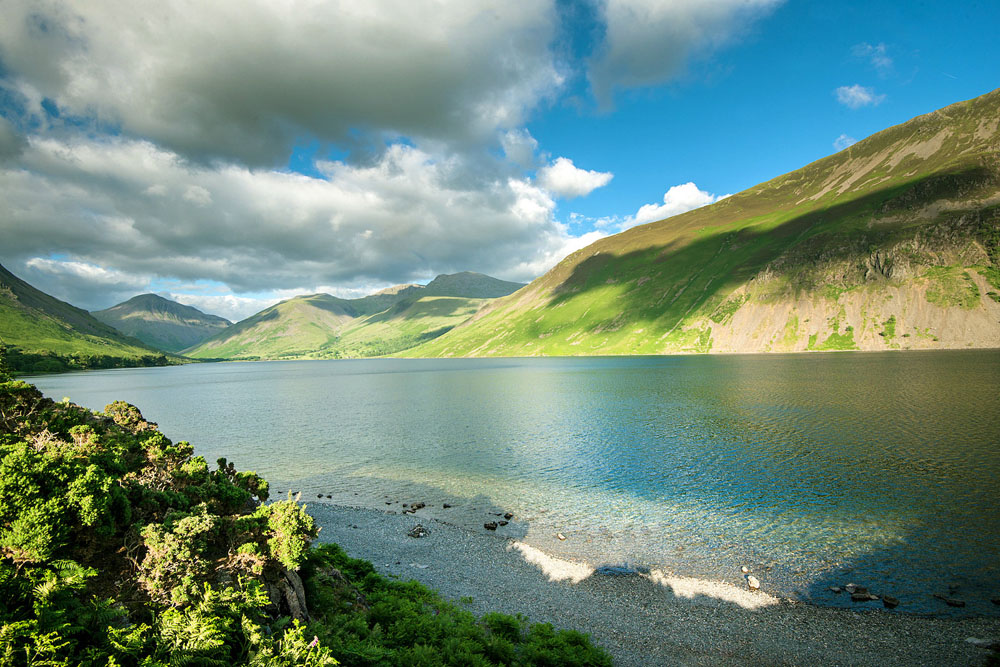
[0,264,175,373]
[409,88,1000,357]
[184,272,524,360]
[183,293,357,360]
[92,293,231,353]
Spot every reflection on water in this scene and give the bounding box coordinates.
[27,351,1000,616]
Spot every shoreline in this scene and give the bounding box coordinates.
[309,503,1000,666]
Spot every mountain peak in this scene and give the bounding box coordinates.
[93,294,231,353]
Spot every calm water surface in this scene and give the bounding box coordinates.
[27,352,1000,616]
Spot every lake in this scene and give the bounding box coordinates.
[26,351,1000,616]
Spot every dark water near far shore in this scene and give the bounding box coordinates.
[27,351,1000,616]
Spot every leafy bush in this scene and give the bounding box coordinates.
[0,359,611,666]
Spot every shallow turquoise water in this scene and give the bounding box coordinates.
[27,351,1000,616]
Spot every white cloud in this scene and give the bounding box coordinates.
[852,42,892,74]
[0,0,563,165]
[631,182,722,227]
[833,134,857,151]
[501,129,540,169]
[166,293,279,323]
[183,185,212,206]
[835,84,886,109]
[589,0,782,104]
[20,258,149,310]
[0,135,591,303]
[592,182,724,232]
[537,157,613,198]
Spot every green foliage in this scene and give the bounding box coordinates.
[880,315,897,340]
[0,371,610,666]
[924,266,982,309]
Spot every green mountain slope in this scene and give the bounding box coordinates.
[349,271,525,315]
[92,293,231,353]
[184,272,523,360]
[183,293,357,360]
[408,89,1000,357]
[0,264,173,372]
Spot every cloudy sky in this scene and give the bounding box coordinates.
[1,1,998,321]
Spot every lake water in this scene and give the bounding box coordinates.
[26,351,1000,616]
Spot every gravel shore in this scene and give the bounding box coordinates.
[309,503,1000,666]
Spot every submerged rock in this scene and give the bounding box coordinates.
[504,512,514,520]
[934,594,966,608]
[498,520,508,526]
[829,586,842,594]
[882,595,900,608]
[484,522,498,531]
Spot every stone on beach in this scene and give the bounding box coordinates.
[407,524,429,538]
[747,575,760,591]
[557,533,567,541]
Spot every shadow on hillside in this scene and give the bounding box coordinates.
[545,165,997,332]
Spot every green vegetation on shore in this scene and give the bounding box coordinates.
[0,264,178,374]
[0,357,610,665]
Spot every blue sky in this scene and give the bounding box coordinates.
[1,0,997,320]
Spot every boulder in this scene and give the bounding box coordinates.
[747,575,761,591]
[484,522,498,531]
[934,594,966,607]
[882,595,900,608]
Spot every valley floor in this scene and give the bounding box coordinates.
[311,504,1000,666]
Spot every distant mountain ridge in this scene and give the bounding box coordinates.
[184,272,525,360]
[0,264,172,373]
[92,293,231,353]
[407,88,1000,357]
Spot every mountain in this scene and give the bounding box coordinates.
[0,264,173,373]
[183,272,524,360]
[348,272,526,315]
[92,293,231,353]
[408,89,1000,357]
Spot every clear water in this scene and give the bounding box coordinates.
[26,351,1000,616]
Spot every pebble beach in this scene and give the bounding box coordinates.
[309,503,1000,666]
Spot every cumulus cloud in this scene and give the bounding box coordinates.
[588,0,782,104]
[835,84,886,109]
[595,182,723,232]
[852,42,892,74]
[501,129,541,169]
[0,1,563,165]
[833,134,857,151]
[0,117,27,162]
[537,157,613,198]
[0,135,590,305]
[166,293,281,323]
[19,258,149,311]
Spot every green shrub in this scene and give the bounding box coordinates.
[0,365,611,666]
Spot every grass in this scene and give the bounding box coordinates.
[924,267,982,309]
[407,90,1000,358]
